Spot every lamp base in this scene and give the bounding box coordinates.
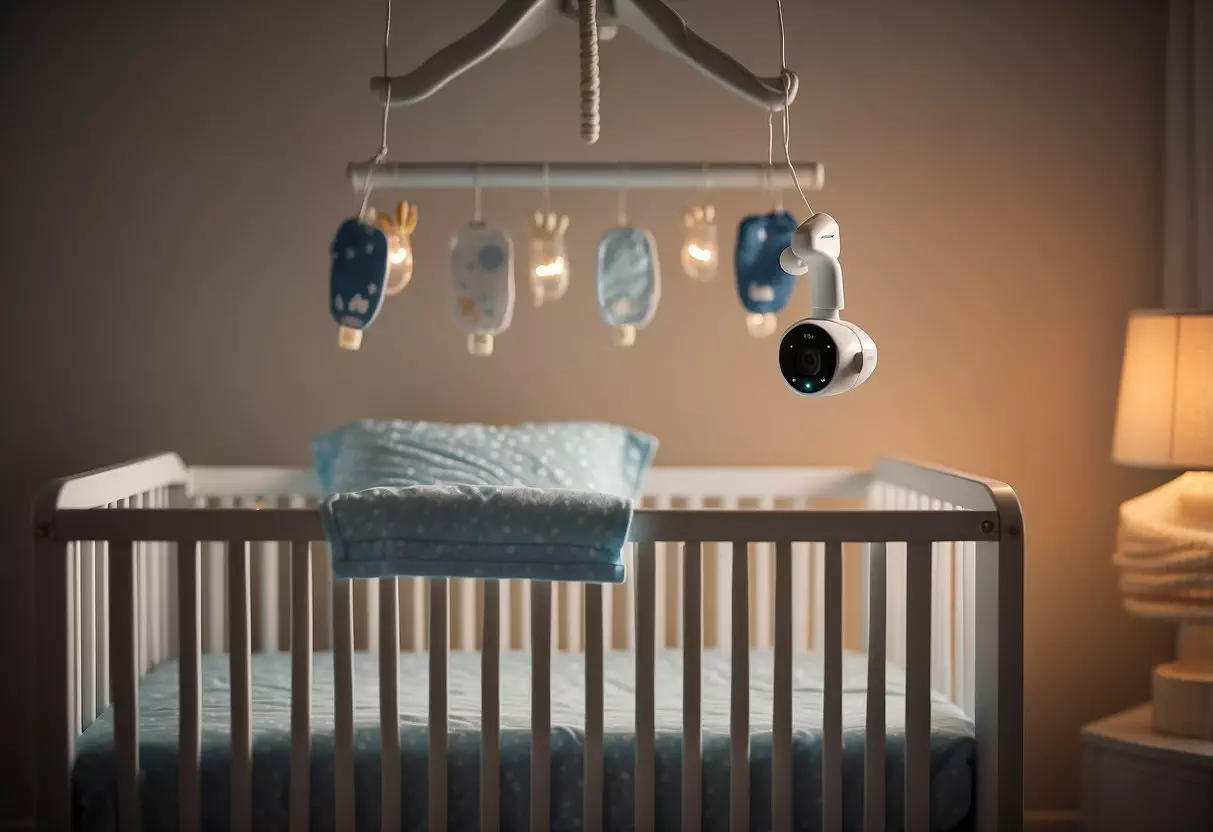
[1152,623,1213,740]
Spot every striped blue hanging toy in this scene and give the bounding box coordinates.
[595,184,661,346]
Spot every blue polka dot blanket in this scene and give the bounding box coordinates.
[311,419,658,583]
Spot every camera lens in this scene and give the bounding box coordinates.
[796,348,822,376]
[779,322,838,393]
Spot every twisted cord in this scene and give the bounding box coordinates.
[580,0,601,144]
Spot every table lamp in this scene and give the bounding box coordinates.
[1112,309,1213,740]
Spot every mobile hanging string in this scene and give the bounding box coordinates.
[774,0,812,218]
[359,0,394,221]
[767,110,783,212]
[473,164,483,224]
[773,0,843,283]
[331,0,396,351]
[617,164,629,226]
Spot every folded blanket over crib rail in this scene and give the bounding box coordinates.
[312,419,657,583]
[321,484,631,582]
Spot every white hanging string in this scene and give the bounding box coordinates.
[542,163,552,214]
[767,110,784,211]
[617,164,629,225]
[775,0,813,216]
[473,164,483,223]
[358,0,394,221]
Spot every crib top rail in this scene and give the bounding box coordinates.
[33,453,1022,546]
[35,453,187,513]
[45,505,1000,546]
[180,465,875,504]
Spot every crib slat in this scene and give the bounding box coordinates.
[365,577,380,654]
[811,541,826,650]
[730,540,750,832]
[333,580,356,832]
[823,540,843,832]
[864,543,887,832]
[430,579,449,831]
[463,578,478,652]
[110,539,141,832]
[149,532,161,669]
[411,577,427,652]
[313,539,335,653]
[905,541,933,832]
[584,583,604,832]
[229,540,253,832]
[792,540,810,650]
[204,498,227,653]
[260,538,281,653]
[179,541,202,832]
[566,581,582,653]
[99,537,111,711]
[290,542,313,832]
[682,541,702,832]
[81,541,96,726]
[772,540,793,832]
[133,494,147,677]
[962,540,977,716]
[652,499,668,650]
[380,577,402,830]
[481,581,501,832]
[635,540,657,831]
[531,580,552,832]
[160,490,176,661]
[715,541,732,651]
[68,543,79,739]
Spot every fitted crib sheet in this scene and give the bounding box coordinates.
[73,649,975,831]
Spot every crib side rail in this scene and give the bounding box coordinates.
[33,454,190,832]
[870,456,1025,832]
[38,500,1015,832]
[36,455,1023,832]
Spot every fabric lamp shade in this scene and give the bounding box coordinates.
[1113,310,1213,470]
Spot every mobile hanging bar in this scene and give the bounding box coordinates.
[348,161,824,191]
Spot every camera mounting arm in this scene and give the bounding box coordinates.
[806,257,845,321]
[779,213,845,320]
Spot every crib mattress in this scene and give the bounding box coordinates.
[73,649,975,831]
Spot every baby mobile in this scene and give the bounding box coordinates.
[332,0,834,355]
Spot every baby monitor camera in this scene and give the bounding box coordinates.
[779,318,877,396]
[777,213,878,396]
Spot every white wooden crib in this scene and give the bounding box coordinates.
[33,454,1023,832]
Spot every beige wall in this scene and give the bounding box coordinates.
[0,0,1174,821]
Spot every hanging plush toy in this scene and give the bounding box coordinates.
[373,201,419,296]
[680,204,719,281]
[596,226,661,346]
[330,218,391,350]
[450,221,515,356]
[529,211,570,306]
[735,211,799,337]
